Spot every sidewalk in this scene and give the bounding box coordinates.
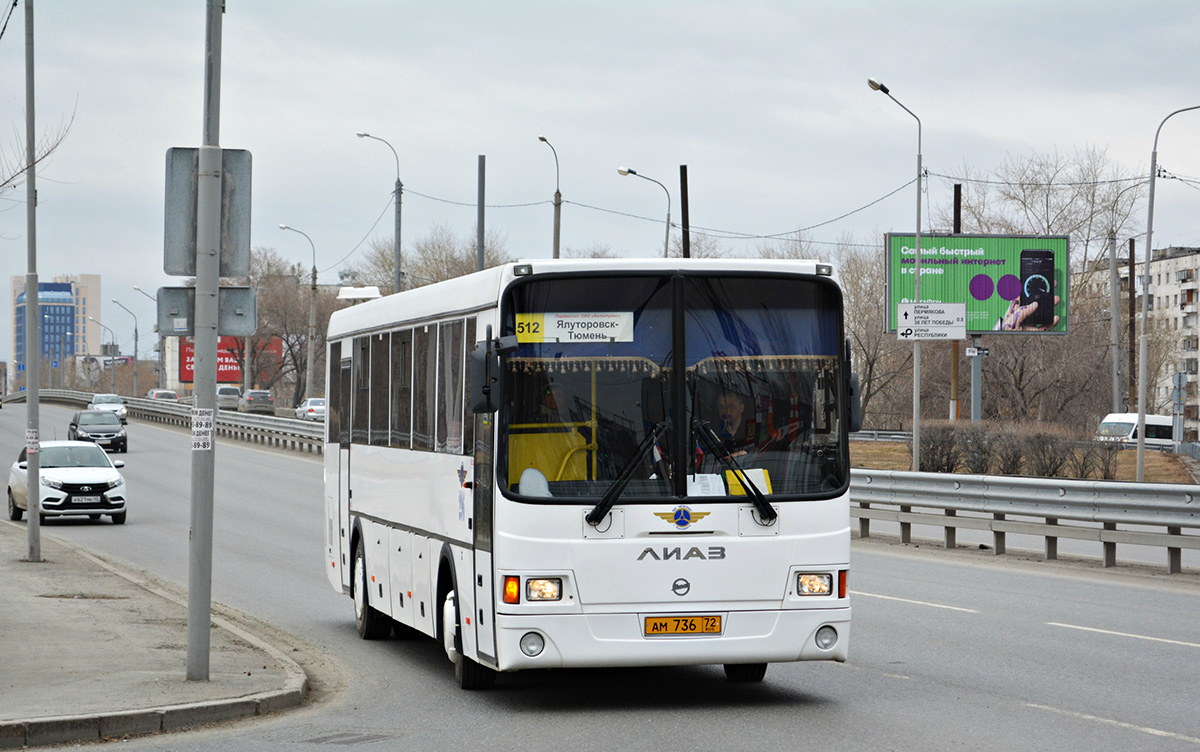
[0,521,307,749]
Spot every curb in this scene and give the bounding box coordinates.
[0,528,308,749]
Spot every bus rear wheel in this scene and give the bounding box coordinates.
[724,663,767,682]
[353,541,391,640]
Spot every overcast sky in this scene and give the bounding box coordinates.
[3,1,1200,361]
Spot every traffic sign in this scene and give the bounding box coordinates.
[897,302,967,341]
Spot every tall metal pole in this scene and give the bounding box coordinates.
[869,77,921,472]
[188,0,223,681]
[539,136,561,259]
[477,155,486,271]
[356,132,403,293]
[24,0,41,562]
[1109,232,1121,414]
[1137,105,1200,481]
[617,167,670,257]
[280,225,317,401]
[112,299,139,397]
[133,286,164,389]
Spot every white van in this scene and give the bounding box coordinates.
[1095,412,1175,448]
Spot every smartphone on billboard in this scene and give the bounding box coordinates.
[1020,249,1055,329]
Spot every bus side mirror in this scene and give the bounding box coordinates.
[848,373,862,433]
[470,342,499,414]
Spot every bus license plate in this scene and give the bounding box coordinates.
[644,615,722,636]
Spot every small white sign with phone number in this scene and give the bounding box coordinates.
[191,408,215,451]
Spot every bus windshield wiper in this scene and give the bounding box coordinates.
[693,419,777,523]
[585,419,670,526]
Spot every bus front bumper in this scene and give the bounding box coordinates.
[493,606,850,671]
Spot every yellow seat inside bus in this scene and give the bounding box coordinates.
[509,428,590,484]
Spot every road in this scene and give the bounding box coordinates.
[3,404,1199,751]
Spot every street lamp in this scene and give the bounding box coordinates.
[356,132,403,293]
[112,298,139,397]
[869,76,924,474]
[1135,104,1200,481]
[133,285,164,389]
[617,167,671,258]
[539,135,562,259]
[280,224,318,402]
[89,316,116,393]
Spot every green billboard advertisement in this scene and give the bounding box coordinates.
[885,233,1069,335]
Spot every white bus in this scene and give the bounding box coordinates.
[324,258,859,688]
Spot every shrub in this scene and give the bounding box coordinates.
[1065,440,1097,479]
[913,421,961,473]
[1025,428,1072,478]
[1094,441,1120,480]
[993,426,1025,476]
[956,422,997,474]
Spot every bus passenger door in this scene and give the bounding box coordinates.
[338,358,352,591]
[472,412,498,664]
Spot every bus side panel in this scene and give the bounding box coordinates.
[411,535,436,637]
[473,550,497,663]
[323,446,342,592]
[389,527,414,629]
[365,519,391,619]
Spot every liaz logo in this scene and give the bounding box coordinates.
[637,546,726,561]
[654,506,710,530]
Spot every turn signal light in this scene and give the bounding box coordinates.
[503,575,521,604]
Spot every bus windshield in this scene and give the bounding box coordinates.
[500,273,847,503]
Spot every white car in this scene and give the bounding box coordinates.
[294,397,326,421]
[7,441,127,524]
[88,393,128,423]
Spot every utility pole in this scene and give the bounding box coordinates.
[24,0,42,562]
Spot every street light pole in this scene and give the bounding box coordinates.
[1136,104,1200,481]
[132,285,164,389]
[112,298,138,397]
[89,316,116,393]
[356,132,403,293]
[539,135,562,259]
[869,77,923,473]
[280,224,318,402]
[618,167,671,258]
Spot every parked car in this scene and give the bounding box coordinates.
[145,389,179,401]
[294,397,326,421]
[238,390,276,415]
[68,410,128,453]
[87,393,128,423]
[7,441,127,524]
[216,386,242,410]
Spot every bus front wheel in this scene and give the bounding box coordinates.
[441,589,496,690]
[353,541,390,640]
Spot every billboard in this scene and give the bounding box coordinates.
[178,336,284,383]
[885,233,1069,335]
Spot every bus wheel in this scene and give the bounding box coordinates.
[724,663,767,682]
[442,590,496,690]
[353,542,390,640]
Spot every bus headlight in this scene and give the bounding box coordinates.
[526,578,562,601]
[797,573,832,595]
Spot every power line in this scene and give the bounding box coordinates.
[0,0,19,45]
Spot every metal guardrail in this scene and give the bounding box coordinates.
[851,468,1199,574]
[8,390,325,455]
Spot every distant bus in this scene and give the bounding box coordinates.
[324,258,859,688]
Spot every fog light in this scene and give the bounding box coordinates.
[815,625,838,650]
[797,573,832,595]
[519,631,545,657]
[526,578,562,601]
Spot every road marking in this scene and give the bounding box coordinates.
[1027,703,1200,745]
[851,590,978,613]
[1046,622,1200,649]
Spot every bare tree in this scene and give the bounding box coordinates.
[348,223,511,293]
[1,113,74,202]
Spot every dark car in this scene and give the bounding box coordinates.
[68,410,128,453]
[238,389,276,415]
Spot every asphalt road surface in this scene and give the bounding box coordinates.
[3,404,1197,751]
